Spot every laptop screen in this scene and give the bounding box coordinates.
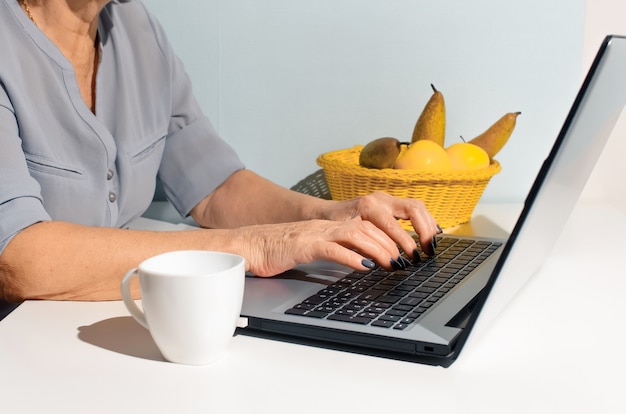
[462,34,626,349]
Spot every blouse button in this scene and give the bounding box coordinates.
[107,169,114,180]
[108,192,117,203]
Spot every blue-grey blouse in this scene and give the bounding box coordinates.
[0,0,245,254]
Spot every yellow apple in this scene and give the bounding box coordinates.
[394,140,452,172]
[445,142,490,171]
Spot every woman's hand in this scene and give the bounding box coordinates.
[317,191,441,261]
[231,217,407,277]
[191,171,440,274]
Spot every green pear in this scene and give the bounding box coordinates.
[411,84,446,146]
[469,112,521,159]
[359,137,405,169]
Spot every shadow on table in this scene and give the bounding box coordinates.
[77,316,164,362]
[0,299,21,321]
[445,214,512,239]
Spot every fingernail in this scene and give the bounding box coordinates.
[429,240,437,256]
[412,249,422,264]
[390,257,404,270]
[437,224,443,234]
[399,256,412,268]
[361,258,376,269]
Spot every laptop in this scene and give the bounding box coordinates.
[237,34,626,367]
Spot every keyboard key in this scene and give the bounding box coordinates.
[407,276,428,285]
[335,308,358,316]
[343,303,366,311]
[386,309,409,317]
[285,308,307,316]
[303,295,327,305]
[304,310,330,318]
[326,300,345,309]
[430,276,450,284]
[392,304,414,312]
[350,298,369,305]
[337,291,358,301]
[399,297,423,307]
[408,310,425,318]
[394,283,415,292]
[315,306,337,313]
[408,291,429,300]
[328,314,371,324]
[372,319,395,328]
[360,289,385,301]
[376,294,402,304]
[379,314,401,322]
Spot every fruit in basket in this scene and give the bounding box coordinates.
[469,111,521,159]
[411,84,446,146]
[359,137,406,169]
[445,142,490,171]
[394,140,452,171]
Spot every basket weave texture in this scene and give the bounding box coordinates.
[317,146,501,229]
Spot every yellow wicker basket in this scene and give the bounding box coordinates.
[317,145,501,230]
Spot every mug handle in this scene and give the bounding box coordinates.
[121,268,148,329]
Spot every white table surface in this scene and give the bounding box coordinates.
[2,202,625,414]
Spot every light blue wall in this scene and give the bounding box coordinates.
[147,0,585,203]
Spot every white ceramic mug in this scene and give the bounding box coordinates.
[121,250,246,365]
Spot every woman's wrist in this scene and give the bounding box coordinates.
[305,197,351,222]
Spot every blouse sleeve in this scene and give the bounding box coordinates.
[0,89,51,255]
[144,7,246,217]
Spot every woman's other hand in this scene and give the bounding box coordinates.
[318,191,441,260]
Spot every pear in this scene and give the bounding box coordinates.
[359,137,405,169]
[468,112,521,159]
[411,84,446,146]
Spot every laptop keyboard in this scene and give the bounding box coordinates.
[285,236,502,330]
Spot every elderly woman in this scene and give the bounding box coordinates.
[0,0,440,301]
